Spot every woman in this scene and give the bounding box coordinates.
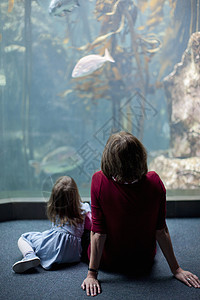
[81,131,200,296]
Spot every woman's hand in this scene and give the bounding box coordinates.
[81,276,101,296]
[81,232,106,296]
[174,267,200,288]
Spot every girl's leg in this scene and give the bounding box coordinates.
[12,237,40,273]
[18,237,34,257]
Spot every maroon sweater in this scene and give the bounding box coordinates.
[90,170,166,271]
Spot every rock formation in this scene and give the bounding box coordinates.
[150,32,200,190]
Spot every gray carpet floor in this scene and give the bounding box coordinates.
[0,218,200,300]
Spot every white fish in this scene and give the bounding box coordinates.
[49,0,79,16]
[72,48,115,78]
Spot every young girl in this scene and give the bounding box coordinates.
[12,176,92,273]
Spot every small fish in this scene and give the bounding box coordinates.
[72,48,115,78]
[49,0,79,17]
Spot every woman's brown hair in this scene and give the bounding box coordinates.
[47,176,84,226]
[101,131,148,182]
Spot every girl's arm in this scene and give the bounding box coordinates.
[81,231,107,296]
[156,225,200,288]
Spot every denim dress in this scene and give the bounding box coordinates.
[21,202,91,269]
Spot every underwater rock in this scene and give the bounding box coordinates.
[155,32,200,189]
[149,155,200,189]
[163,31,200,158]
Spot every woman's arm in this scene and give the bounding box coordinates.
[81,231,107,296]
[156,225,200,288]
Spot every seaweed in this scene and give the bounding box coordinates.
[48,0,199,141]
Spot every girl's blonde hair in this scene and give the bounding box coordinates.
[47,176,84,226]
[101,131,148,182]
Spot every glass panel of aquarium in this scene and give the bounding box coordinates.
[0,0,200,201]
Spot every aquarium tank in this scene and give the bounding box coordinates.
[0,0,200,202]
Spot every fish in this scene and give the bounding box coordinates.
[49,0,79,17]
[146,16,163,27]
[29,146,83,175]
[149,0,163,10]
[72,48,115,78]
[112,66,121,80]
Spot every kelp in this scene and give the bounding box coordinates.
[90,14,124,48]
[72,0,157,139]
[2,0,200,143]
[106,0,122,16]
[71,0,200,140]
[73,0,147,137]
[158,0,200,79]
[75,14,125,53]
[8,0,14,13]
